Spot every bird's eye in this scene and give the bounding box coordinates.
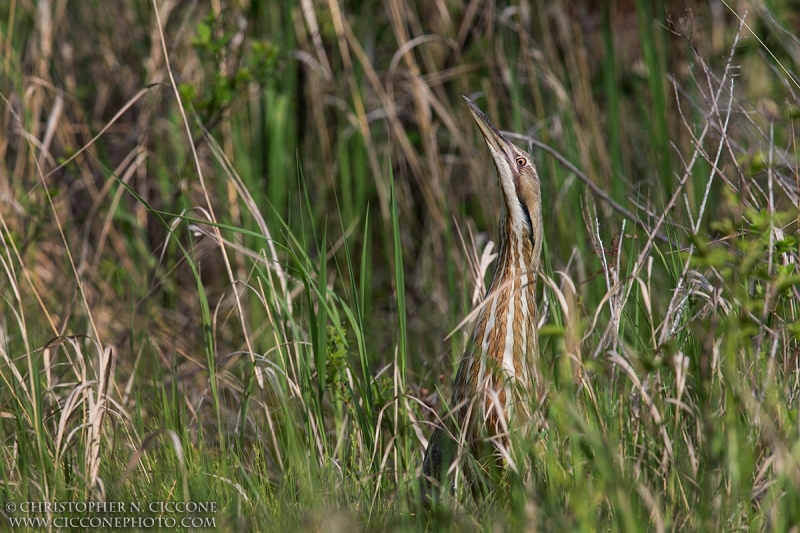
[516,157,527,167]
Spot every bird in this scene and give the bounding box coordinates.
[421,96,544,502]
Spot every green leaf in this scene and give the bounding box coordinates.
[196,21,212,44]
[538,325,565,337]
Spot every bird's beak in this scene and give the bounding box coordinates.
[463,96,515,168]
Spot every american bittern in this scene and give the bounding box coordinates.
[421,97,543,500]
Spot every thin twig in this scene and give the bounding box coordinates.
[503,131,673,245]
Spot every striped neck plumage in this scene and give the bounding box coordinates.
[488,200,542,297]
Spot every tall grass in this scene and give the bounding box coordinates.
[1,0,800,531]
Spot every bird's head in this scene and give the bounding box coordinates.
[464,96,542,248]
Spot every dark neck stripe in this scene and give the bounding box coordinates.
[519,199,534,243]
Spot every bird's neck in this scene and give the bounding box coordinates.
[489,213,542,294]
[463,211,542,398]
[448,208,544,412]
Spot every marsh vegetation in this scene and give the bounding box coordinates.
[1,0,800,530]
